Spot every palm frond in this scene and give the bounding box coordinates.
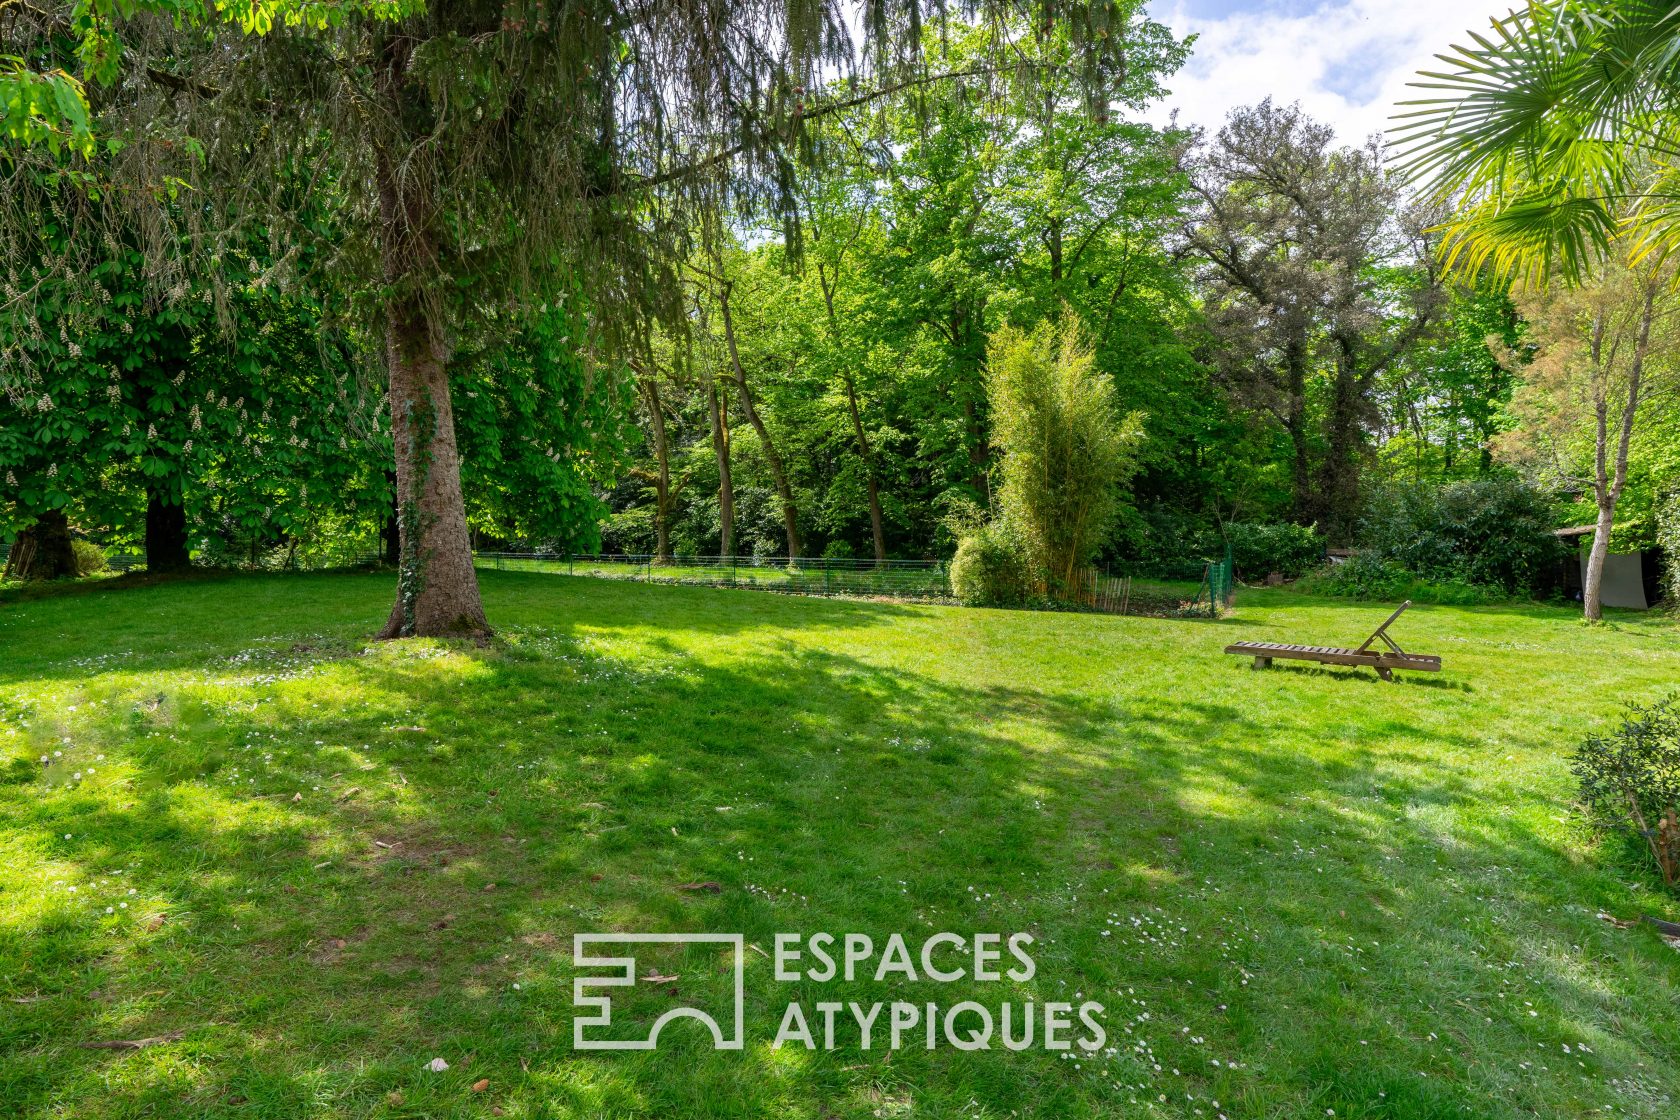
[1392,1,1680,284]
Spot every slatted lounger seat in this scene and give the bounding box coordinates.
[1224,601,1441,681]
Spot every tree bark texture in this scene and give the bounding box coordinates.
[371,35,488,639]
[707,380,735,558]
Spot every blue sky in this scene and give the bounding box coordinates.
[1144,0,1521,144]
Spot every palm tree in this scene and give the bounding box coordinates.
[1392,1,1680,284]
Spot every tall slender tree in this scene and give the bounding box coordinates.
[1493,261,1679,620]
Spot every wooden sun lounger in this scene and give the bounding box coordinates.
[1224,601,1441,681]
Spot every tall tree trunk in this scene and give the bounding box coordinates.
[817,263,887,564]
[1046,215,1064,290]
[707,380,735,557]
[843,373,887,564]
[1584,278,1655,622]
[639,373,675,565]
[6,509,77,580]
[376,287,487,639]
[717,279,801,561]
[371,37,487,640]
[955,303,991,498]
[1582,500,1617,623]
[145,489,190,573]
[1284,338,1312,523]
[1317,337,1367,544]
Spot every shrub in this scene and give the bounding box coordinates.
[822,539,857,560]
[1657,482,1680,608]
[1296,553,1503,605]
[71,539,108,576]
[1226,521,1323,581]
[950,522,1033,607]
[1572,695,1680,889]
[1105,508,1220,581]
[598,506,657,555]
[1359,479,1566,595]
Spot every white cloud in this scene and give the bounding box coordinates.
[1145,0,1523,146]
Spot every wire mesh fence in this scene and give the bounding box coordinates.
[1190,547,1237,618]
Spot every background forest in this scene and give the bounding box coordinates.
[4,3,1678,613]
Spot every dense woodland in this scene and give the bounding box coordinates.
[3,1,1679,626]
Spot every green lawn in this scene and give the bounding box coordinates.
[2,572,1678,1119]
[475,555,954,600]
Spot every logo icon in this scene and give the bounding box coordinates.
[572,933,745,1050]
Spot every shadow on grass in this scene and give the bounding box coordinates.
[2,576,1678,1118]
[1241,663,1476,692]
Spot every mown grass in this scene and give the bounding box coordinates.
[476,554,954,600]
[1,571,1678,1119]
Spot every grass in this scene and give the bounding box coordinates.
[475,555,954,600]
[2,570,1678,1119]
[472,555,1208,615]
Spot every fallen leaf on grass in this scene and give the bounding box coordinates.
[78,1029,186,1051]
[677,882,722,894]
[337,787,362,803]
[1597,912,1639,929]
[427,1057,450,1072]
[641,973,679,984]
[144,914,168,932]
[472,1079,490,1092]
[482,883,498,892]
[7,994,45,1004]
